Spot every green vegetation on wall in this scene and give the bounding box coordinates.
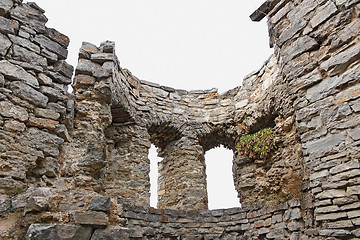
[236,128,276,159]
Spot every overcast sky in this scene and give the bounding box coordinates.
[33,0,272,209]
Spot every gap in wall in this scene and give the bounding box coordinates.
[149,144,163,208]
[205,146,241,210]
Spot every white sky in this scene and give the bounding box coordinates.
[32,0,273,209]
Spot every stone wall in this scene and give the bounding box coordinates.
[0,0,359,239]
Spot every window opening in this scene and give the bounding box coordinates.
[205,146,241,209]
[149,144,163,208]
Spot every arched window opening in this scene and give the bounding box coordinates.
[205,146,241,210]
[149,144,163,208]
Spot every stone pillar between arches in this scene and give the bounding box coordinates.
[157,136,208,210]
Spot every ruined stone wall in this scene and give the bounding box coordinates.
[0,0,359,239]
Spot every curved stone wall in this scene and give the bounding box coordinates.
[0,0,359,239]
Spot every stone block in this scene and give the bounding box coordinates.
[23,127,64,157]
[26,224,92,240]
[0,195,10,212]
[316,189,346,199]
[4,119,26,132]
[303,132,346,156]
[281,36,318,62]
[0,0,13,16]
[34,108,60,120]
[73,211,109,228]
[333,195,358,205]
[91,53,114,64]
[28,115,58,130]
[100,41,115,53]
[330,169,360,182]
[89,196,111,213]
[0,33,11,57]
[55,124,71,142]
[315,205,340,214]
[10,81,48,108]
[45,71,72,85]
[320,43,360,76]
[316,212,347,221]
[284,208,302,221]
[330,160,359,175]
[319,229,351,237]
[310,1,338,29]
[0,101,29,122]
[287,220,304,231]
[0,60,39,88]
[79,42,99,59]
[8,34,41,54]
[33,35,68,60]
[76,59,101,75]
[347,210,360,219]
[340,202,360,211]
[45,28,70,48]
[24,196,48,214]
[310,169,328,180]
[348,128,360,141]
[323,220,353,229]
[12,45,47,67]
[54,60,74,78]
[0,16,19,35]
[39,86,66,102]
[10,3,47,33]
[91,228,131,240]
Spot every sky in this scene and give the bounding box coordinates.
[32,0,273,209]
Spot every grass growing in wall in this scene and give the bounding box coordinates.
[236,128,276,159]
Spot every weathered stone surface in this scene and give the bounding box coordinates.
[0,33,11,57]
[45,28,70,48]
[10,3,47,33]
[79,41,99,59]
[0,195,10,212]
[0,101,29,121]
[0,16,19,35]
[330,160,359,175]
[34,108,60,120]
[38,73,53,86]
[54,60,74,78]
[0,0,13,16]
[310,1,338,29]
[319,229,351,237]
[316,212,347,221]
[39,86,66,102]
[28,115,58,130]
[9,81,48,107]
[12,45,47,67]
[33,35,68,60]
[54,124,71,142]
[45,71,72,85]
[0,0,359,239]
[316,189,346,199]
[321,43,360,76]
[281,36,318,62]
[4,119,26,132]
[89,196,111,212]
[26,224,92,240]
[24,196,48,213]
[23,127,64,157]
[303,132,346,156]
[0,60,39,88]
[91,228,131,240]
[91,53,114,64]
[73,211,109,228]
[8,34,40,54]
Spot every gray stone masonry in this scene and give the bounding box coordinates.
[0,0,358,239]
